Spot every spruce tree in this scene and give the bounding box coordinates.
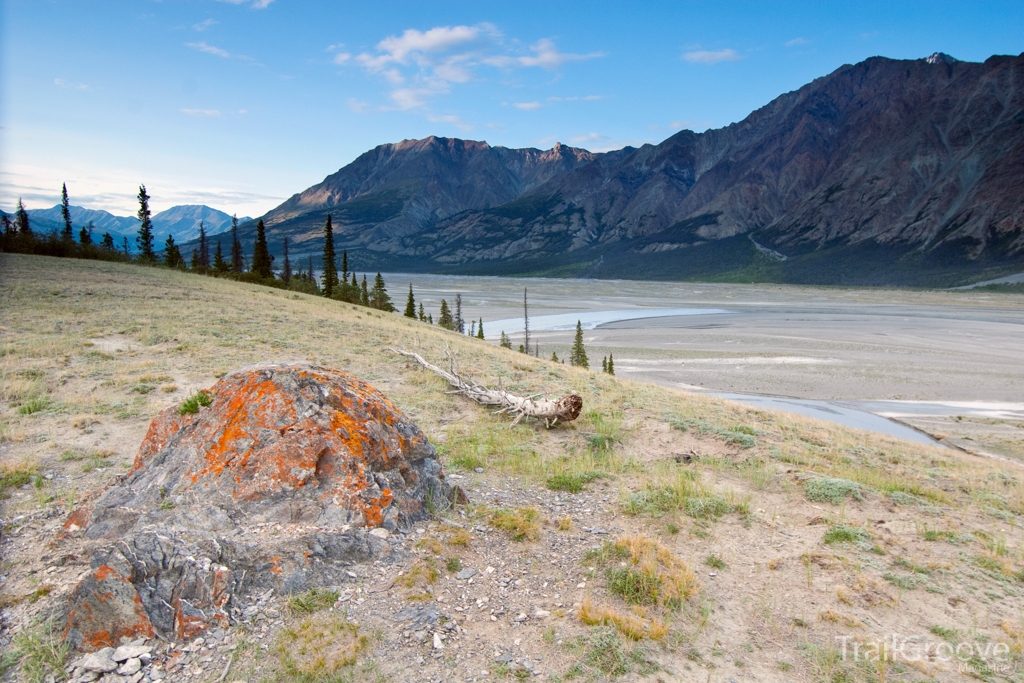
[15,199,31,236]
[101,232,115,250]
[359,275,369,306]
[213,240,228,273]
[198,222,209,270]
[477,318,484,339]
[404,284,416,318]
[79,221,94,246]
[281,236,292,283]
[122,236,131,255]
[499,331,512,349]
[230,214,244,272]
[60,183,73,242]
[2,214,13,238]
[322,215,337,297]
[551,351,559,362]
[438,299,454,329]
[602,356,607,373]
[428,313,433,325]
[341,250,349,282]
[418,302,425,322]
[135,185,155,261]
[164,235,183,268]
[190,248,199,270]
[607,353,615,375]
[369,272,395,311]
[252,219,272,279]
[570,320,589,368]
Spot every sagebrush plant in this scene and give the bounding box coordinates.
[803,476,864,505]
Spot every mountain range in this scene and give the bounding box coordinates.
[240,51,1024,287]
[7,204,250,244]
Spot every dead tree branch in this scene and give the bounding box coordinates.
[390,346,582,427]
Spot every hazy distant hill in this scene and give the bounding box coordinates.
[249,52,1024,287]
[9,205,250,244]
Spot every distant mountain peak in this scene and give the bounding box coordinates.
[926,52,958,65]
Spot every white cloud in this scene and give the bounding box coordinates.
[54,78,88,90]
[193,18,217,31]
[547,95,603,102]
[332,52,351,65]
[347,98,368,113]
[428,114,473,131]
[682,48,742,64]
[570,132,607,145]
[181,109,222,117]
[785,37,809,47]
[517,38,603,68]
[216,0,274,8]
[186,41,261,65]
[514,101,541,110]
[186,41,231,58]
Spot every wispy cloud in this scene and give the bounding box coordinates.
[682,48,742,64]
[347,98,369,113]
[193,18,217,31]
[785,37,809,47]
[547,95,603,102]
[216,0,274,8]
[326,43,351,65]
[54,78,88,90]
[181,109,222,117]
[428,114,473,131]
[186,41,262,65]
[348,23,604,114]
[514,101,541,110]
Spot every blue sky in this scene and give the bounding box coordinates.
[2,0,1021,217]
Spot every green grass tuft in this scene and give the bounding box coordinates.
[804,477,863,505]
[822,524,870,545]
[178,389,213,415]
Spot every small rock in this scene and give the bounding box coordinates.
[533,610,550,619]
[474,468,484,473]
[112,645,151,662]
[369,528,390,539]
[149,667,166,680]
[514,613,528,622]
[71,648,118,673]
[495,654,514,663]
[455,569,479,580]
[433,632,444,649]
[117,658,142,675]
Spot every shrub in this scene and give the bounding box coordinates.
[804,477,863,505]
[488,507,542,541]
[178,390,213,415]
[547,471,603,493]
[287,588,339,615]
[822,524,870,545]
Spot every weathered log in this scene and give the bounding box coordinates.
[390,347,583,427]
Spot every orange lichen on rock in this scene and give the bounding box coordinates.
[64,564,156,651]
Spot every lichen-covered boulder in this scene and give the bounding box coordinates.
[61,363,454,650]
[71,362,448,539]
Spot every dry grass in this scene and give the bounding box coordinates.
[579,597,668,640]
[485,506,543,541]
[275,614,367,678]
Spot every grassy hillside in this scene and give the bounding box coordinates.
[1,253,1022,682]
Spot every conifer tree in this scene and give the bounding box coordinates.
[551,351,559,362]
[370,272,395,311]
[309,256,315,286]
[281,237,292,283]
[230,214,244,272]
[499,331,512,349]
[15,199,31,236]
[341,250,349,282]
[428,313,433,324]
[519,344,525,353]
[198,222,209,270]
[570,320,589,368]
[164,235,183,268]
[477,318,484,339]
[79,221,94,246]
[122,236,131,256]
[190,248,200,270]
[252,219,272,279]
[418,302,425,322]
[213,240,228,273]
[454,293,464,333]
[607,353,615,375]
[60,183,73,242]
[438,299,454,329]
[101,232,115,250]
[360,275,369,306]
[602,356,607,373]
[135,185,155,261]
[404,284,416,318]
[322,215,337,297]
[2,214,13,238]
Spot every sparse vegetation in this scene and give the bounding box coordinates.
[178,389,213,415]
[287,587,340,615]
[487,506,543,541]
[804,476,864,505]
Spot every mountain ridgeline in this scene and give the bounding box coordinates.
[256,52,1024,286]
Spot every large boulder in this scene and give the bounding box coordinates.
[61,363,454,650]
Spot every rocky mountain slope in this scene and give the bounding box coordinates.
[253,52,1024,286]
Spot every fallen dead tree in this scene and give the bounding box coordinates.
[390,347,583,427]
